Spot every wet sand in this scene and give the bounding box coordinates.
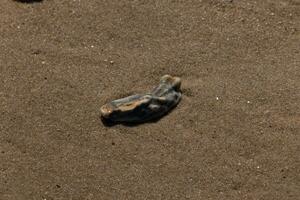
[0,0,299,199]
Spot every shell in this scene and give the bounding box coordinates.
[100,75,182,124]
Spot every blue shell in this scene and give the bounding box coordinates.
[100,75,182,124]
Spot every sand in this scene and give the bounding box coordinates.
[0,0,299,199]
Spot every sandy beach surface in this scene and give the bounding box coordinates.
[0,0,299,199]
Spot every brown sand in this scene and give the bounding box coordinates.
[0,0,299,199]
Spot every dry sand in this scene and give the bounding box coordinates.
[0,0,299,199]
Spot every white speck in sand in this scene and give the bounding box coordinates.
[42,61,46,64]
[216,97,219,100]
[247,101,251,104]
